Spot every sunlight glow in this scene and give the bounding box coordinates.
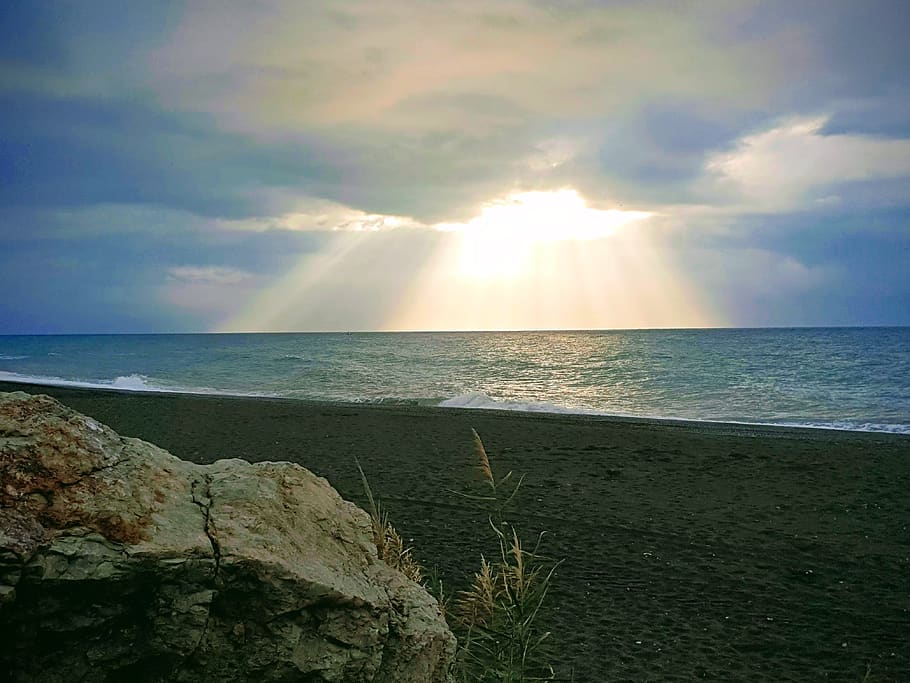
[218,233,368,331]
[218,187,715,333]
[387,188,712,331]
[436,190,653,279]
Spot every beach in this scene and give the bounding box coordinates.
[4,381,909,681]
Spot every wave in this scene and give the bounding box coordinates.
[277,354,312,363]
[348,396,449,407]
[0,373,906,435]
[439,391,604,415]
[348,396,421,406]
[437,392,910,435]
[0,370,273,398]
[776,420,910,435]
[0,355,28,360]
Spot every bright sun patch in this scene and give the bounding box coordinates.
[437,189,652,279]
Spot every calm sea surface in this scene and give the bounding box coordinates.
[0,329,908,434]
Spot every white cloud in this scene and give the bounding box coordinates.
[167,266,254,285]
[526,137,582,171]
[162,266,260,315]
[147,1,772,137]
[705,115,910,211]
[214,198,422,233]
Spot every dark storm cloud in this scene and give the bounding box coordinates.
[0,217,332,333]
[0,92,350,219]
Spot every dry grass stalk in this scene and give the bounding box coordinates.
[471,427,495,488]
[355,432,560,681]
[432,577,449,622]
[356,458,424,584]
[454,556,497,627]
[379,520,424,583]
[452,525,558,682]
[453,430,559,682]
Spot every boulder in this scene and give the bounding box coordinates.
[0,391,455,682]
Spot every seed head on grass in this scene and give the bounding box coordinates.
[453,523,560,682]
[455,555,497,628]
[379,521,424,584]
[463,428,525,516]
[356,431,561,681]
[355,457,424,584]
[453,430,560,682]
[472,427,495,489]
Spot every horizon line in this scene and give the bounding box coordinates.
[2,324,909,337]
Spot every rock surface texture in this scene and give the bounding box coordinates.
[0,391,455,682]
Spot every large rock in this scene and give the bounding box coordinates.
[0,391,455,682]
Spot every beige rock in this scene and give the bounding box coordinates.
[0,391,454,682]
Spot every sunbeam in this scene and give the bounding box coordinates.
[218,189,715,333]
[387,189,714,331]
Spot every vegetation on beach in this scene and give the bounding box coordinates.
[357,429,562,682]
[356,457,424,584]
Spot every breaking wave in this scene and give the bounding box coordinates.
[0,370,270,398]
[436,392,910,434]
[438,391,602,415]
[0,375,906,435]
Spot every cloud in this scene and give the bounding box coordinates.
[162,266,260,316]
[2,1,910,331]
[0,208,332,333]
[4,1,908,225]
[0,90,359,219]
[127,0,790,221]
[167,266,255,286]
[215,198,422,233]
[704,116,910,211]
[148,1,769,136]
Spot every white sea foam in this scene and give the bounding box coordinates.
[439,391,603,415]
[349,396,422,406]
[0,355,27,360]
[1,369,906,435]
[437,392,910,435]
[0,370,271,398]
[777,420,910,434]
[0,370,172,393]
[110,374,160,391]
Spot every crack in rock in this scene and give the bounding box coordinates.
[184,474,220,671]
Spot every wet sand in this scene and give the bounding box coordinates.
[4,381,909,681]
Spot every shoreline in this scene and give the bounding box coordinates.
[1,378,907,440]
[3,381,909,680]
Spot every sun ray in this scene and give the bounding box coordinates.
[217,232,367,332]
[387,189,715,331]
[220,188,716,333]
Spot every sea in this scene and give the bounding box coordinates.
[0,328,908,434]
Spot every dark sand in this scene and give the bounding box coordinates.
[4,381,909,681]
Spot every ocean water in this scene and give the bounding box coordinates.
[0,328,908,434]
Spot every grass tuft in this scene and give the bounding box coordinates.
[356,430,562,681]
[451,430,560,682]
[356,457,423,584]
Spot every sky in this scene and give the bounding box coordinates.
[1,0,909,333]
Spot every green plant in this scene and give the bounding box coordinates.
[355,457,423,584]
[424,564,450,622]
[453,525,559,682]
[355,430,561,682]
[454,428,525,520]
[450,430,560,682]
